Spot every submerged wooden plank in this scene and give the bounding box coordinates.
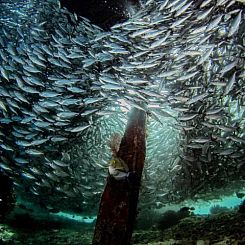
[93,108,146,245]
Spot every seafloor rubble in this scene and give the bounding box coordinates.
[133,212,245,244]
[0,210,244,244]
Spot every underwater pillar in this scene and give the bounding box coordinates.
[93,108,146,245]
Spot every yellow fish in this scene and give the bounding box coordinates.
[109,157,129,172]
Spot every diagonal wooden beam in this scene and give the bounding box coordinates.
[93,108,146,245]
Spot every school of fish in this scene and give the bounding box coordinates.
[0,0,244,214]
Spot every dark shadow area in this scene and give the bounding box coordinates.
[0,173,15,222]
[60,0,141,30]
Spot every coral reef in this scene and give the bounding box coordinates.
[209,205,231,215]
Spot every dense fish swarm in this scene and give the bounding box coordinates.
[0,0,244,214]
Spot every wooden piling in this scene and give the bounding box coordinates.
[93,108,146,245]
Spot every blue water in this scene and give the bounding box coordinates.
[52,212,96,224]
[194,195,244,215]
[51,193,244,224]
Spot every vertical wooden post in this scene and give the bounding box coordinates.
[93,108,146,245]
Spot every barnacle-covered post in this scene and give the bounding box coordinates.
[93,108,146,245]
